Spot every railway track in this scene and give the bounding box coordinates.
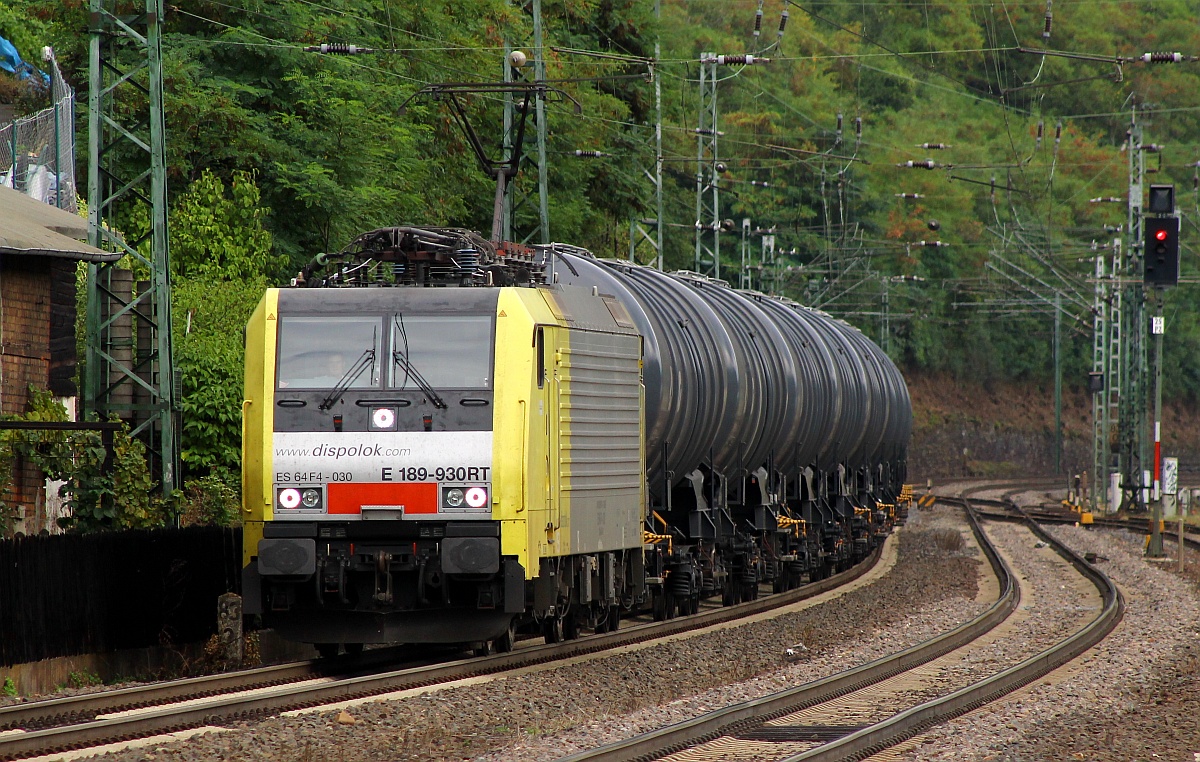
[0,542,886,761]
[555,495,1123,762]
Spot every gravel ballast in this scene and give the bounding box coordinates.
[897,521,1200,762]
[79,507,981,762]
[62,495,1200,762]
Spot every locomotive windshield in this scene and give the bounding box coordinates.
[277,317,381,389]
[391,314,493,389]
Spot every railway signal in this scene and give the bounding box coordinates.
[1143,218,1179,286]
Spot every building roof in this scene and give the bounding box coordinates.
[0,186,122,262]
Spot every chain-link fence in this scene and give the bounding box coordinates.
[0,54,75,212]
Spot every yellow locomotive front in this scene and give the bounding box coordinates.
[242,279,645,654]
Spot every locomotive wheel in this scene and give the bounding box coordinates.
[676,594,689,616]
[663,591,677,619]
[606,605,620,632]
[653,591,668,621]
[473,640,494,658]
[543,616,564,643]
[315,643,339,659]
[562,613,581,641]
[688,595,700,615]
[741,581,757,602]
[722,584,736,606]
[494,620,516,653]
[343,642,364,657]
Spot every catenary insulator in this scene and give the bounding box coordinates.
[778,10,789,38]
[304,43,374,54]
[1043,1,1052,39]
[895,193,925,199]
[1143,52,1183,63]
[916,143,949,150]
[717,54,767,65]
[574,150,607,158]
[898,159,938,169]
[754,8,763,37]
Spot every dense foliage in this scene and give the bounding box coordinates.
[6,0,1200,506]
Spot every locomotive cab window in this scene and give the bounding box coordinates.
[390,314,494,389]
[277,317,381,389]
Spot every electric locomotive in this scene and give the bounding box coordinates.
[242,228,646,655]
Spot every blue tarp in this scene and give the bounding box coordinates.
[0,35,50,86]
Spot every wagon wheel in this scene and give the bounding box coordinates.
[315,643,339,659]
[653,590,668,621]
[606,605,620,632]
[562,613,581,640]
[494,618,516,652]
[543,615,564,643]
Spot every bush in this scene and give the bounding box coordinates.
[178,471,240,527]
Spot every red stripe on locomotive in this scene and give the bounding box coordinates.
[326,482,438,514]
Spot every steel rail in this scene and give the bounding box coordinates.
[555,498,1018,762]
[0,542,885,761]
[0,645,440,732]
[775,497,1124,761]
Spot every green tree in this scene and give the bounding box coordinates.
[172,169,276,279]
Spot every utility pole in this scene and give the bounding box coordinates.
[1091,239,1122,513]
[629,0,663,270]
[694,54,768,279]
[739,218,752,289]
[695,53,720,278]
[1119,114,1148,513]
[761,233,777,295]
[1054,290,1062,473]
[1144,180,1179,558]
[86,0,178,498]
[1149,297,1165,556]
[502,0,550,245]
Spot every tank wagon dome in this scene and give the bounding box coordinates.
[543,247,912,498]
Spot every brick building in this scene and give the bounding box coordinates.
[0,186,120,534]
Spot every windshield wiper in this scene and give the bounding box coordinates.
[319,348,376,411]
[393,314,448,409]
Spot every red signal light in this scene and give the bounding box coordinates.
[1156,228,1169,241]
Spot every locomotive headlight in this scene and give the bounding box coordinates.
[465,487,489,508]
[301,488,322,509]
[444,488,465,507]
[278,488,301,510]
[370,406,397,430]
